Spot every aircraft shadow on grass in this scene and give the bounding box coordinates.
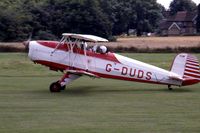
[62,85,193,95]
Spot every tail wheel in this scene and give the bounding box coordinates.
[168,85,173,91]
[49,82,61,92]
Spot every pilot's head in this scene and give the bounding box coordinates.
[99,45,107,54]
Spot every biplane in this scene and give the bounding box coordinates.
[25,33,200,92]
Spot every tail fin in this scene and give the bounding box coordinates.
[170,53,200,86]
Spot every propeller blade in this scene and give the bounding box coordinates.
[28,33,32,42]
[23,33,32,52]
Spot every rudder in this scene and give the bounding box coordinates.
[170,53,200,86]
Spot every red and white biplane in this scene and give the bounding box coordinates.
[26,33,200,92]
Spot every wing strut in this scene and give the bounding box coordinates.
[51,36,65,55]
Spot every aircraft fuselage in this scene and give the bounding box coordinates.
[28,41,182,86]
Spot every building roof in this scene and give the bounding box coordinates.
[168,11,197,22]
[159,20,173,30]
[159,11,197,30]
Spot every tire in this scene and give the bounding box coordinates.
[49,82,61,92]
[168,85,173,91]
[60,85,66,90]
[56,80,65,90]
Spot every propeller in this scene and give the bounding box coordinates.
[23,33,32,52]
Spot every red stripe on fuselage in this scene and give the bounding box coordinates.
[38,41,69,51]
[37,41,120,63]
[34,60,173,86]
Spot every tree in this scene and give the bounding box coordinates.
[197,4,200,33]
[132,0,163,36]
[0,0,164,41]
[100,0,163,36]
[169,0,197,15]
[0,0,33,41]
[22,0,57,40]
[0,0,49,41]
[44,0,112,39]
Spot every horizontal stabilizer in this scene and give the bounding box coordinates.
[169,73,183,81]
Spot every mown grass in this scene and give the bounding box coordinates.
[0,53,200,133]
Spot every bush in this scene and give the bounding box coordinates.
[0,45,25,52]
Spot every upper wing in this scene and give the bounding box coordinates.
[62,33,108,42]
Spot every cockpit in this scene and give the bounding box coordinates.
[51,33,109,55]
[79,42,108,54]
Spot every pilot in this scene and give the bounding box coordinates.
[92,45,98,52]
[80,42,88,50]
[99,45,107,54]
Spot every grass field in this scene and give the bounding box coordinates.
[0,53,200,133]
[107,36,200,48]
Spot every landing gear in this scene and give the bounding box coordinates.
[49,82,61,92]
[61,85,66,90]
[49,73,80,92]
[168,85,173,91]
[49,81,66,92]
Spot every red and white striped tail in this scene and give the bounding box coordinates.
[170,53,200,86]
[184,54,200,80]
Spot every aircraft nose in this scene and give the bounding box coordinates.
[23,41,30,52]
[27,41,34,60]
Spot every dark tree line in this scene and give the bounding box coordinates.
[197,4,200,33]
[169,0,197,15]
[0,0,164,41]
[0,0,199,42]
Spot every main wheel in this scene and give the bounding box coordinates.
[56,80,65,90]
[49,82,61,92]
[61,85,66,90]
